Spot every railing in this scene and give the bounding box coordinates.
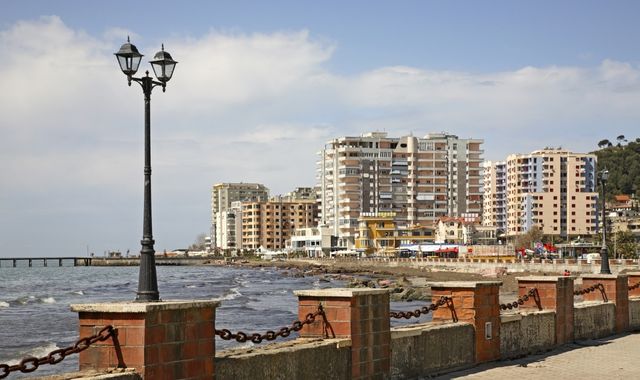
[574,283,608,302]
[389,296,457,321]
[0,326,115,379]
[500,288,542,311]
[215,305,327,343]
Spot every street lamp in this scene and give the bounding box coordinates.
[115,37,178,301]
[599,169,611,274]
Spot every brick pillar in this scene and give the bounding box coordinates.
[517,276,574,345]
[294,288,390,380]
[71,300,218,379]
[582,274,629,333]
[628,272,640,298]
[430,281,501,363]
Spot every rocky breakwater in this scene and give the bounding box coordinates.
[274,264,432,302]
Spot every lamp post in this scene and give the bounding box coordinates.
[599,169,611,274]
[115,37,178,301]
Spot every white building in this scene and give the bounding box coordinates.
[317,132,483,248]
[290,226,333,257]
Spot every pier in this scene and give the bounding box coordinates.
[0,257,92,267]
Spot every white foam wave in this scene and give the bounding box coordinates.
[72,290,85,295]
[214,287,242,301]
[40,297,56,304]
[0,301,9,308]
[6,342,60,365]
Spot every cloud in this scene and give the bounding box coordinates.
[2,16,640,256]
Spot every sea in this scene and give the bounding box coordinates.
[0,263,429,378]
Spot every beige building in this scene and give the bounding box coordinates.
[241,200,317,251]
[484,148,598,239]
[211,183,269,249]
[435,216,480,245]
[318,132,483,248]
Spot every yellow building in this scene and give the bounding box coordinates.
[356,212,435,256]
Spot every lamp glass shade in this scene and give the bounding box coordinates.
[150,47,177,83]
[114,39,143,76]
[601,170,609,181]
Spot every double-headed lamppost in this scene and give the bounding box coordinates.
[115,37,178,301]
[599,169,611,274]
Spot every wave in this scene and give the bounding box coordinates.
[0,301,9,308]
[8,295,57,306]
[4,342,59,365]
[10,295,36,306]
[214,287,242,301]
[72,290,85,295]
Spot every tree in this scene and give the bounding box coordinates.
[598,139,611,148]
[610,230,638,259]
[593,136,640,199]
[514,226,544,250]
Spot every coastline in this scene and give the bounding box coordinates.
[84,256,555,301]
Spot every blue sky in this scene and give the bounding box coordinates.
[1,1,640,257]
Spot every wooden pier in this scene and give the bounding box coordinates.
[0,257,92,267]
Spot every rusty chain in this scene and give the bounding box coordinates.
[0,325,115,379]
[215,305,325,344]
[629,281,640,291]
[500,288,541,311]
[573,283,604,296]
[389,296,453,320]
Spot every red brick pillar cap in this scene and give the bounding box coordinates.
[294,288,389,297]
[70,300,220,313]
[429,281,502,289]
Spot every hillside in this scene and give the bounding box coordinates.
[592,136,640,199]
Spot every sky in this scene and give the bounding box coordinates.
[1,0,640,257]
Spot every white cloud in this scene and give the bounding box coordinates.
[2,16,640,255]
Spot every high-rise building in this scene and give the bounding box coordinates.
[317,132,483,248]
[482,161,507,234]
[215,201,243,250]
[211,183,269,249]
[483,148,598,239]
[241,200,317,251]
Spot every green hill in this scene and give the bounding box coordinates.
[592,136,640,199]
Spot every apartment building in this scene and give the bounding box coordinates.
[483,148,598,239]
[281,187,318,201]
[317,132,483,248]
[214,201,243,250]
[211,183,269,249]
[482,161,507,233]
[241,200,317,251]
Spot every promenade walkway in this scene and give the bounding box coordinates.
[437,332,640,379]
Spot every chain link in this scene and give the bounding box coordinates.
[389,296,453,320]
[215,305,325,344]
[0,325,115,379]
[500,288,541,311]
[573,283,604,296]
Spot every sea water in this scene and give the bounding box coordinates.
[0,263,428,378]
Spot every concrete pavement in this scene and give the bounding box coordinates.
[436,332,640,379]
